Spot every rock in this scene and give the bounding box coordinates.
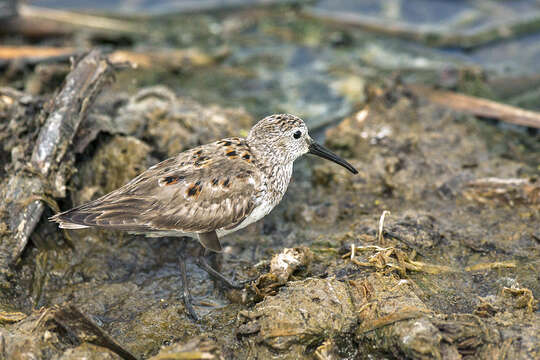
[238,277,362,355]
[58,343,121,360]
[149,336,223,360]
[71,136,153,206]
[114,86,253,156]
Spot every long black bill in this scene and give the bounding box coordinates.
[308,142,358,174]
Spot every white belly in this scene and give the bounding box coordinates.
[217,199,276,236]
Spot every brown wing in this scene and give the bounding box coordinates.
[51,138,263,233]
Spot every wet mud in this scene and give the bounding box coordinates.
[0,3,539,360]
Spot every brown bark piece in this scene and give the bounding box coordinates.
[0,49,115,271]
[409,84,540,129]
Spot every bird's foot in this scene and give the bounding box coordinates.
[182,292,199,321]
[195,254,250,290]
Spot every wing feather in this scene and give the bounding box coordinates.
[50,139,263,234]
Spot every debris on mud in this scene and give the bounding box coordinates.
[0,49,115,283]
[113,86,252,156]
[0,3,539,359]
[238,277,362,356]
[464,177,540,205]
[251,246,313,298]
[0,304,136,360]
[149,336,223,360]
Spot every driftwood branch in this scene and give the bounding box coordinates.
[303,6,540,49]
[0,46,77,66]
[1,49,114,271]
[51,305,138,360]
[408,84,540,129]
[19,4,142,34]
[0,46,219,71]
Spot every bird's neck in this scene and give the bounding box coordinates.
[248,141,294,201]
[265,161,293,199]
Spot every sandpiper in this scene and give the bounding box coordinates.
[51,114,357,319]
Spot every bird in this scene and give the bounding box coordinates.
[50,113,358,319]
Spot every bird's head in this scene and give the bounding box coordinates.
[247,114,358,174]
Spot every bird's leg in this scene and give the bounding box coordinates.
[206,247,221,271]
[195,241,244,290]
[178,251,199,321]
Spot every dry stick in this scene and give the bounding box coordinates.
[6,49,114,265]
[0,46,78,68]
[19,4,143,34]
[408,84,540,129]
[303,7,540,48]
[0,46,76,60]
[52,305,138,360]
[377,210,391,244]
[0,46,214,71]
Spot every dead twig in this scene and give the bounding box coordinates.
[19,4,143,34]
[0,310,27,323]
[303,6,540,49]
[0,46,76,64]
[48,305,137,360]
[345,245,455,275]
[0,46,76,78]
[465,262,516,272]
[409,84,540,129]
[1,49,115,268]
[377,210,391,244]
[357,306,431,334]
[464,177,540,205]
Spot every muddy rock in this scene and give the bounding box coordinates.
[0,88,44,176]
[238,277,362,357]
[354,273,442,359]
[432,285,539,359]
[0,306,136,359]
[1,3,539,359]
[70,135,153,206]
[114,86,253,156]
[57,343,122,360]
[385,212,445,250]
[149,336,224,360]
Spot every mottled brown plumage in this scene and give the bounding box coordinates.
[52,138,261,238]
[50,113,357,319]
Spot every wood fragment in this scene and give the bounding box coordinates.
[377,210,391,244]
[30,50,113,175]
[0,49,114,269]
[108,48,217,69]
[357,307,430,334]
[0,46,219,71]
[0,46,78,68]
[408,84,540,129]
[303,7,540,49]
[0,17,71,38]
[0,310,27,323]
[51,305,137,360]
[464,177,540,204]
[19,4,143,34]
[0,46,76,60]
[465,262,516,272]
[151,352,214,360]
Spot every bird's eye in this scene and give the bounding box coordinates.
[293,131,302,139]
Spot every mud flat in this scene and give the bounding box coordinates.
[0,2,539,359]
